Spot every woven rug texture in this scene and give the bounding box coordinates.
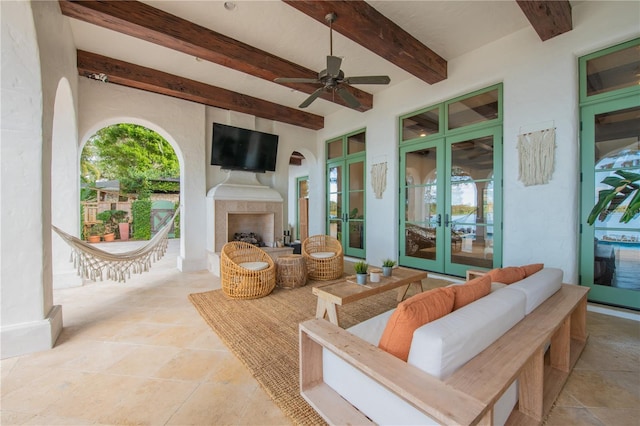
[188,275,454,425]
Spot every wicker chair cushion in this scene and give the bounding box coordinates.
[310,251,336,259]
[238,261,269,271]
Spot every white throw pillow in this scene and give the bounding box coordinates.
[238,261,269,271]
[310,251,335,259]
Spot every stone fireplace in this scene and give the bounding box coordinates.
[206,171,291,275]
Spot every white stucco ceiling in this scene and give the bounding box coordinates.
[65,0,551,118]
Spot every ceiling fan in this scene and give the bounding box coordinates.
[274,12,390,109]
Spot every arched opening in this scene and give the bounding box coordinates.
[79,123,181,245]
[287,148,319,241]
[79,119,185,263]
[51,78,82,289]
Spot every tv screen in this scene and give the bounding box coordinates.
[211,123,279,173]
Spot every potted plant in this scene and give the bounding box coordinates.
[354,261,368,285]
[87,223,104,243]
[382,259,396,277]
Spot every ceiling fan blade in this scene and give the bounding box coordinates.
[336,86,361,109]
[343,75,391,85]
[326,56,342,78]
[299,87,325,108]
[274,77,320,84]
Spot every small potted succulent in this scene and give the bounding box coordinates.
[382,259,396,277]
[354,261,369,285]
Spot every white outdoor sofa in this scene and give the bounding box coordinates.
[299,267,589,425]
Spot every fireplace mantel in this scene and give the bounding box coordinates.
[206,170,282,202]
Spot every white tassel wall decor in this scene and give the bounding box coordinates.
[517,128,556,186]
[370,162,387,199]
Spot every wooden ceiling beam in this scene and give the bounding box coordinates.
[59,0,372,111]
[282,0,447,85]
[77,50,324,130]
[516,1,572,41]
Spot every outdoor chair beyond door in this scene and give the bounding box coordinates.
[302,235,344,280]
[220,241,276,299]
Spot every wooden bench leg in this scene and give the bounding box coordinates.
[519,347,544,421]
[551,316,571,372]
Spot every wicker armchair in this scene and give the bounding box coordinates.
[220,241,276,299]
[302,235,344,280]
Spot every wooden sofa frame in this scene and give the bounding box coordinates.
[299,284,589,425]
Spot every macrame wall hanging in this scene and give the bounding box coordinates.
[517,127,556,186]
[370,162,387,199]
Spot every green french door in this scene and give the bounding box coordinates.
[400,126,502,277]
[580,96,640,309]
[327,130,366,258]
[579,38,640,310]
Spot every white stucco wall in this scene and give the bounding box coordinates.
[0,0,75,358]
[316,1,639,282]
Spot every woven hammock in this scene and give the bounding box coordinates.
[52,210,177,283]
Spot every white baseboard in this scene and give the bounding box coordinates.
[587,303,640,322]
[1,305,63,359]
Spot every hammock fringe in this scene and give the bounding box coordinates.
[53,211,176,283]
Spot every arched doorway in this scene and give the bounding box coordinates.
[79,123,181,244]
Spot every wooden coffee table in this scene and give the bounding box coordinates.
[312,266,427,326]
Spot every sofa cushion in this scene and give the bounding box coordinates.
[452,274,492,310]
[407,287,526,379]
[522,263,544,277]
[508,267,562,314]
[487,266,526,284]
[378,287,455,361]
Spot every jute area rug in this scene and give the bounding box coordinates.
[188,274,455,426]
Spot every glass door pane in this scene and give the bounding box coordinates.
[446,130,499,276]
[400,141,444,271]
[327,164,342,242]
[582,98,640,309]
[345,159,365,256]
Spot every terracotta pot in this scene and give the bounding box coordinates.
[118,222,130,241]
[103,233,115,242]
[88,235,100,243]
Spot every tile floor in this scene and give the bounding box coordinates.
[1,239,639,425]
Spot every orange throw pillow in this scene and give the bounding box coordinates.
[378,287,455,361]
[453,274,492,310]
[522,263,544,277]
[487,266,526,284]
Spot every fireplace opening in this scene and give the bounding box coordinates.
[227,212,275,247]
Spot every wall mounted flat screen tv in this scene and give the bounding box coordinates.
[211,123,279,173]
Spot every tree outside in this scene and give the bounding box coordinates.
[81,123,179,198]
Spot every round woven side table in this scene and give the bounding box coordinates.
[276,254,307,289]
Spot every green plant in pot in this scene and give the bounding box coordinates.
[354,261,368,285]
[382,259,396,277]
[88,223,104,243]
[587,170,640,225]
